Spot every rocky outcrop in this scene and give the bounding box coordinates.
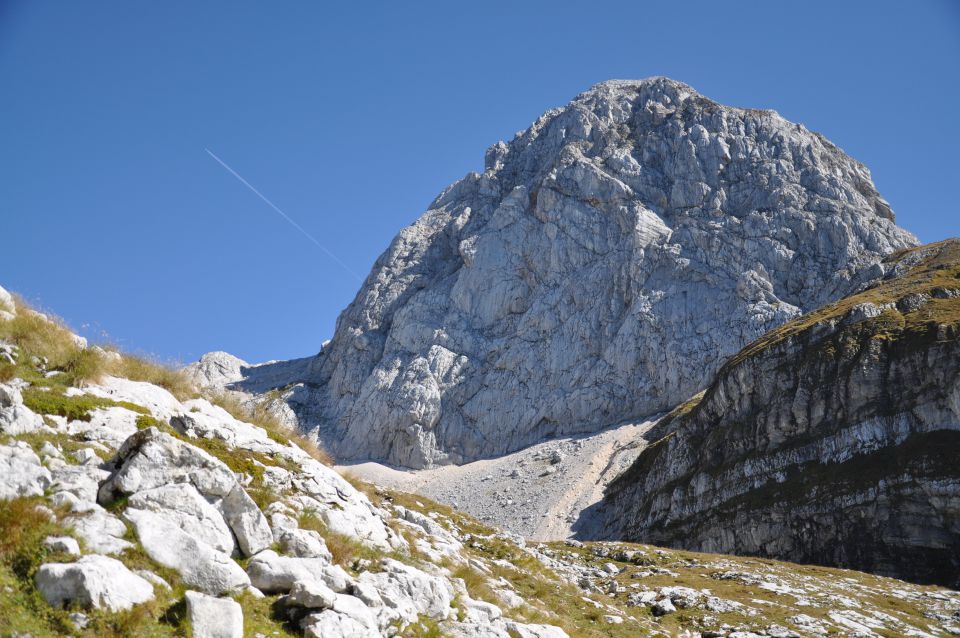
[294,77,916,468]
[600,239,960,587]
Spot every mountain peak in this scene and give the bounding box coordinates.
[292,80,916,468]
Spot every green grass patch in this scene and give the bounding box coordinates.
[21,387,148,422]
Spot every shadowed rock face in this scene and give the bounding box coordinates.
[299,77,917,468]
[600,240,960,587]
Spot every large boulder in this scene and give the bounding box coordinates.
[245,549,347,594]
[99,427,271,558]
[277,527,333,561]
[356,558,453,625]
[287,579,337,610]
[124,507,250,595]
[293,77,918,468]
[35,555,154,612]
[127,483,236,555]
[220,482,273,556]
[98,427,236,502]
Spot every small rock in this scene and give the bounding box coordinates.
[39,442,63,460]
[652,597,676,616]
[278,528,333,561]
[69,612,90,630]
[287,579,337,609]
[134,569,171,590]
[185,590,243,638]
[72,448,101,466]
[42,536,80,556]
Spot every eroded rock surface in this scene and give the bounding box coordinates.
[293,77,916,468]
[600,240,960,587]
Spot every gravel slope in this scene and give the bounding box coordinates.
[339,417,659,541]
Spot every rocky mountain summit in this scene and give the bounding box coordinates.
[4,285,960,638]
[599,239,960,587]
[289,77,916,468]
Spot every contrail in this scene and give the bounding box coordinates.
[205,148,363,282]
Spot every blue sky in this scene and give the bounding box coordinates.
[2,1,958,363]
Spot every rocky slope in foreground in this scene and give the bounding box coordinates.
[600,239,960,588]
[3,287,960,638]
[288,77,915,468]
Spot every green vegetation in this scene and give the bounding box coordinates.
[727,238,960,370]
[0,295,195,400]
[21,386,149,422]
[396,616,443,638]
[297,509,389,570]
[234,590,299,638]
[110,355,196,402]
[208,390,334,465]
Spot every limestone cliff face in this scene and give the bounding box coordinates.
[600,240,960,587]
[299,77,916,468]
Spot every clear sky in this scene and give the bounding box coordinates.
[2,1,958,364]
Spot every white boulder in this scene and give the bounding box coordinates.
[124,507,250,595]
[42,535,80,556]
[357,558,453,624]
[0,442,51,499]
[287,579,337,609]
[185,590,244,638]
[277,527,333,561]
[0,385,44,435]
[220,483,273,557]
[504,622,571,638]
[245,550,345,594]
[127,483,236,555]
[35,555,154,612]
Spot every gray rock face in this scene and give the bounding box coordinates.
[600,240,960,587]
[296,77,917,468]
